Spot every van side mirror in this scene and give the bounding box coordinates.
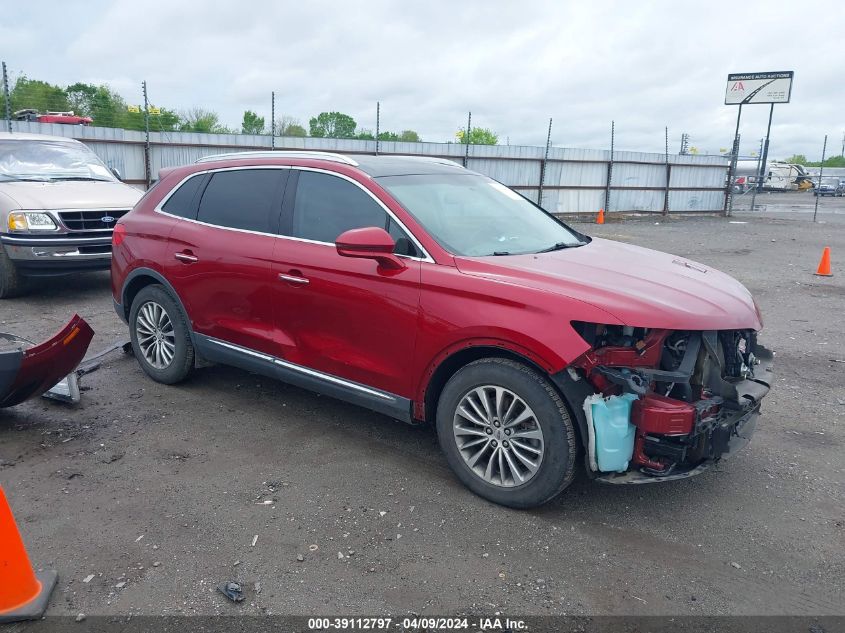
[336,227,406,270]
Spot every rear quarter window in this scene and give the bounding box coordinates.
[161,174,205,219]
[196,169,283,233]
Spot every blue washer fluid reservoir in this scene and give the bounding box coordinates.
[586,393,639,473]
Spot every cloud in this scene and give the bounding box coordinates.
[5,0,843,158]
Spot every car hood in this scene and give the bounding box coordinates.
[0,180,142,210]
[454,237,763,331]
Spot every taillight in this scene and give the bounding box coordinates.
[112,223,126,246]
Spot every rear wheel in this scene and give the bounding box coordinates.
[435,358,577,508]
[0,246,29,299]
[129,285,194,384]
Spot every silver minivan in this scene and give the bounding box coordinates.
[0,132,142,298]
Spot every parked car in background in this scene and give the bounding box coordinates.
[0,132,142,298]
[14,109,94,126]
[112,151,773,508]
[813,177,841,197]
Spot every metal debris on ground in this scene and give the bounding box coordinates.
[217,581,244,602]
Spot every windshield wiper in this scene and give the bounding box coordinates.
[492,251,512,256]
[536,241,583,253]
[50,176,111,182]
[0,175,52,182]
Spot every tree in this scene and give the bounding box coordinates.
[309,111,357,138]
[6,76,70,114]
[455,126,498,145]
[241,110,265,135]
[399,129,421,142]
[274,115,307,137]
[179,108,231,134]
[782,154,809,165]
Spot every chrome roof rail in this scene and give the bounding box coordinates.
[195,150,358,166]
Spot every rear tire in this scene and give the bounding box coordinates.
[0,246,29,299]
[435,358,577,508]
[129,285,194,384]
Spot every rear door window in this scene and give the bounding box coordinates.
[196,169,284,233]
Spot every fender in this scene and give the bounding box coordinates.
[413,335,574,420]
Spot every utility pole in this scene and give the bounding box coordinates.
[271,91,275,149]
[2,62,11,133]
[375,101,380,155]
[679,132,690,155]
[841,131,844,158]
[813,135,827,223]
[604,121,615,213]
[756,104,774,192]
[142,80,151,190]
[538,118,552,208]
[663,126,671,215]
[463,111,471,167]
[725,103,744,215]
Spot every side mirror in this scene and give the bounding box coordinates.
[336,227,405,270]
[110,167,123,181]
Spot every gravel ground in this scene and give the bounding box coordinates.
[0,192,843,618]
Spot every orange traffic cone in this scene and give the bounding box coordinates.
[814,247,832,277]
[596,208,605,224]
[0,486,57,623]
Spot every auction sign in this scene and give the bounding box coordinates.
[725,71,794,104]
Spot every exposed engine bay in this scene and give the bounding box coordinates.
[568,322,774,482]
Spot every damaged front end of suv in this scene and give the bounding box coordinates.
[565,322,774,483]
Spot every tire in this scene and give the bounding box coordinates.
[435,358,577,508]
[129,284,194,384]
[0,246,29,299]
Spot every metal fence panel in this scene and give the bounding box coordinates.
[7,120,730,214]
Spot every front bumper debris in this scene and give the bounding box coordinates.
[0,315,94,408]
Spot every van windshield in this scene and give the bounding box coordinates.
[378,174,586,256]
[0,140,116,182]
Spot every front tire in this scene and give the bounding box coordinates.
[435,358,577,508]
[129,285,194,384]
[0,246,29,299]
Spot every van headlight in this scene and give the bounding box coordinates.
[7,211,58,232]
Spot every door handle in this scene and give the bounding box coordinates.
[174,251,198,263]
[278,272,309,285]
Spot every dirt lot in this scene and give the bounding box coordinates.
[1,192,843,618]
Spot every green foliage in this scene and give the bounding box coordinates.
[781,154,845,168]
[241,110,265,135]
[275,116,307,137]
[781,154,809,165]
[309,111,357,138]
[6,76,70,114]
[354,129,422,142]
[456,126,498,145]
[179,108,233,134]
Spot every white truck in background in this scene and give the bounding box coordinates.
[733,160,812,191]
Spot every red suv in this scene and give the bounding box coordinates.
[112,151,773,508]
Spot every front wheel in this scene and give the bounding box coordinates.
[435,358,577,508]
[129,285,194,384]
[0,246,29,299]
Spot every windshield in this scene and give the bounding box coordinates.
[378,174,586,256]
[0,140,116,182]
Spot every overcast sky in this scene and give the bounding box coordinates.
[3,0,842,158]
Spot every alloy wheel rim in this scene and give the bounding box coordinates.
[452,385,544,487]
[135,301,176,370]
